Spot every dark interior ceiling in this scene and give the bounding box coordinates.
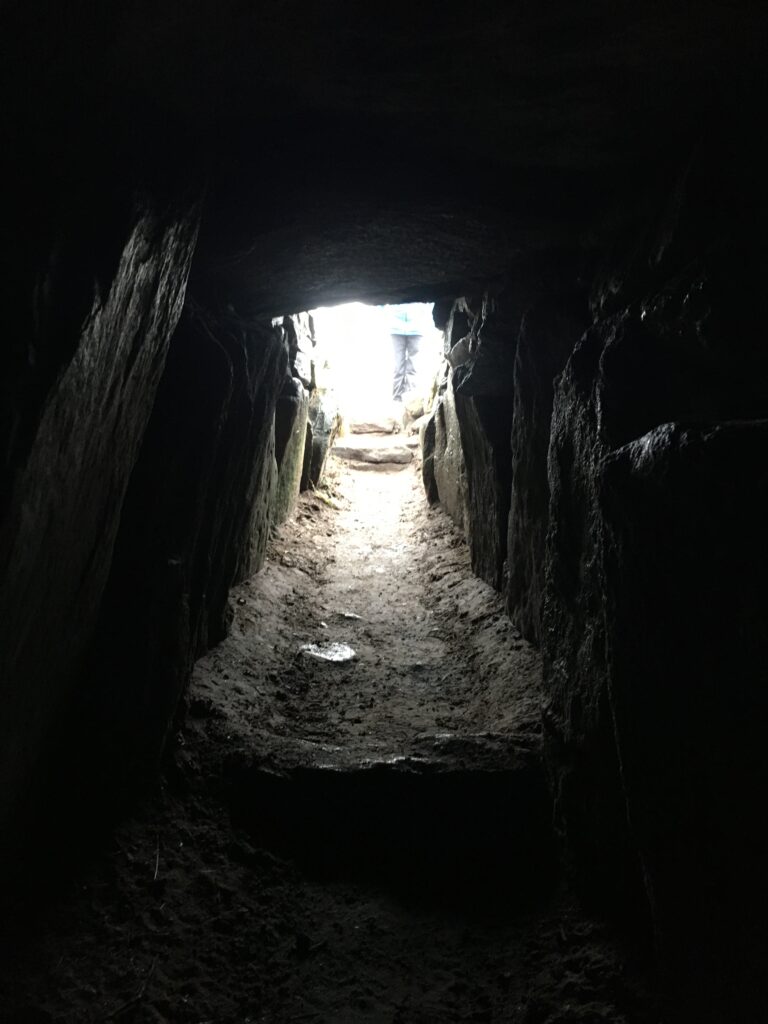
[5,1,766,313]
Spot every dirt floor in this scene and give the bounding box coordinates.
[0,445,656,1023]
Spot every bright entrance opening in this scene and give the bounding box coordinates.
[309,301,444,432]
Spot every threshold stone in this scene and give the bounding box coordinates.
[334,435,414,465]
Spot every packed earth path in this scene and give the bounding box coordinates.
[0,443,655,1024]
[197,440,543,762]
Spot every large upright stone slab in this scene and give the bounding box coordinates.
[506,291,586,643]
[542,148,768,1017]
[301,389,341,490]
[0,196,201,848]
[430,372,469,536]
[449,295,518,591]
[600,420,768,1018]
[541,328,634,912]
[273,378,310,524]
[85,308,286,788]
[453,393,512,590]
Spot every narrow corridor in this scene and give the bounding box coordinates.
[0,447,653,1024]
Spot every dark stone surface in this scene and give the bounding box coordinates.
[600,419,768,1020]
[227,742,556,911]
[273,377,310,525]
[301,389,341,491]
[82,305,286,786]
[453,297,516,401]
[432,284,581,605]
[541,327,637,914]
[2,7,768,1014]
[435,296,518,592]
[507,288,588,643]
[541,143,768,1006]
[236,423,278,585]
[429,372,468,536]
[454,394,513,591]
[420,412,439,506]
[182,4,764,316]
[0,195,200,853]
[278,312,316,390]
[441,297,475,359]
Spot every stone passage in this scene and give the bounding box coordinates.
[0,446,654,1023]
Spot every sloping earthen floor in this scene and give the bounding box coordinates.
[0,446,655,1023]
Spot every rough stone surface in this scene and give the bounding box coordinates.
[239,423,278,583]
[0,459,655,1024]
[0,196,200,850]
[429,372,469,536]
[507,288,588,643]
[402,394,425,421]
[2,9,768,1017]
[301,389,341,491]
[11,4,763,312]
[600,419,768,1020]
[334,438,413,465]
[273,377,310,525]
[452,296,516,401]
[541,328,634,914]
[441,295,518,592]
[349,418,398,435]
[453,394,513,591]
[420,413,439,506]
[82,306,286,786]
[542,146,768,1011]
[277,312,315,390]
[406,412,430,437]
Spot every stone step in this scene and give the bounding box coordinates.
[333,440,414,465]
[224,733,555,913]
[348,418,400,435]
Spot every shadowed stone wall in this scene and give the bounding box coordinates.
[81,305,287,788]
[541,142,768,1017]
[0,193,201,850]
[424,137,768,1016]
[2,9,767,1016]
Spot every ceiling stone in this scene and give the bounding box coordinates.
[5,1,766,311]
